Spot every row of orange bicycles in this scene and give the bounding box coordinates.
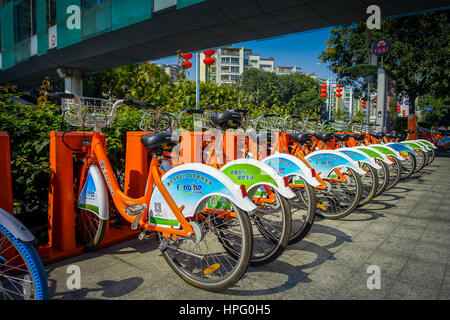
[2,93,437,298]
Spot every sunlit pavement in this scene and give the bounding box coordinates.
[46,154,450,300]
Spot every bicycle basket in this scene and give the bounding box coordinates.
[256,116,282,131]
[60,97,116,128]
[193,110,214,130]
[282,118,303,133]
[139,109,174,133]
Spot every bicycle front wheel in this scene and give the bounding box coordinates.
[400,152,416,180]
[247,185,291,266]
[0,224,48,300]
[386,157,401,190]
[358,164,378,207]
[374,159,389,197]
[160,198,253,292]
[288,180,316,245]
[315,168,362,220]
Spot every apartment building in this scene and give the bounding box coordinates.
[200,46,291,84]
[155,63,182,82]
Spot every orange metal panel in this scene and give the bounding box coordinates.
[0,132,14,214]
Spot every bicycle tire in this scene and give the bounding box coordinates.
[374,160,389,197]
[288,181,316,245]
[0,224,49,300]
[247,185,291,266]
[427,148,436,165]
[385,157,402,190]
[414,150,427,172]
[400,152,416,180]
[358,164,378,207]
[315,167,363,220]
[73,161,107,251]
[160,198,253,292]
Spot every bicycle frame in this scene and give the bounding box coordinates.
[77,131,195,239]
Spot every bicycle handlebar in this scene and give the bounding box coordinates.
[234,109,249,115]
[50,92,77,100]
[123,98,156,109]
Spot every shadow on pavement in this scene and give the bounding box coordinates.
[219,224,352,297]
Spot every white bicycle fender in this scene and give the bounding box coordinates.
[221,158,296,199]
[148,163,257,229]
[305,150,367,178]
[78,164,109,220]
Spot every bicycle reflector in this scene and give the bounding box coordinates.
[240,185,247,198]
[283,176,289,187]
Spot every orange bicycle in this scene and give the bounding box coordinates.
[53,93,255,292]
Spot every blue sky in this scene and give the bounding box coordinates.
[153,27,337,80]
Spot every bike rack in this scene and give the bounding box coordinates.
[0,132,14,214]
[36,131,138,264]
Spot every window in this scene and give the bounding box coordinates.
[47,0,56,26]
[221,57,230,64]
[230,66,239,73]
[211,67,216,72]
[221,66,229,72]
[230,57,239,64]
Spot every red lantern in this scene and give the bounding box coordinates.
[181,52,193,60]
[203,56,215,65]
[320,89,327,93]
[361,100,366,108]
[336,93,342,98]
[373,103,377,107]
[321,84,327,89]
[181,60,192,69]
[397,104,401,113]
[203,49,215,57]
[336,88,343,93]
[320,93,327,98]
[374,97,377,101]
[402,110,406,117]
[336,83,341,88]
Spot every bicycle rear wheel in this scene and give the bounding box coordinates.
[247,185,291,266]
[0,224,48,300]
[315,168,363,220]
[160,198,253,292]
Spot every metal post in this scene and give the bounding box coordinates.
[376,67,387,132]
[328,78,332,120]
[366,84,371,125]
[196,52,200,106]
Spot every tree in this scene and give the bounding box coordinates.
[319,11,450,115]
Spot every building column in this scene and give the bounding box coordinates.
[376,67,387,132]
[57,67,85,96]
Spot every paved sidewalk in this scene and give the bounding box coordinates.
[46,155,450,300]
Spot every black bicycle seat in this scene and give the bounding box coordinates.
[210,110,242,129]
[290,133,313,143]
[349,134,366,141]
[371,132,385,140]
[333,133,350,141]
[141,133,178,155]
[313,132,334,141]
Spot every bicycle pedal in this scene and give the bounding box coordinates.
[138,230,156,240]
[131,211,144,230]
[125,204,146,216]
[158,237,169,251]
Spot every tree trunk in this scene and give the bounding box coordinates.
[409,93,416,114]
